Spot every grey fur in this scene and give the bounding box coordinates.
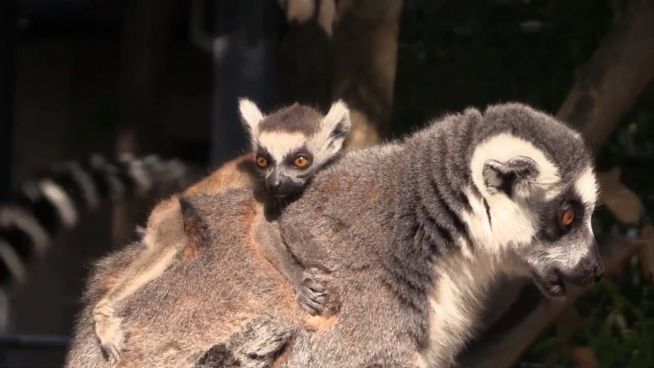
[241,99,351,198]
[68,190,304,368]
[67,103,601,368]
[86,100,350,366]
[193,317,292,368]
[278,103,601,367]
[259,103,323,135]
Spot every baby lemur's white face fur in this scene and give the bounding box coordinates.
[239,99,350,198]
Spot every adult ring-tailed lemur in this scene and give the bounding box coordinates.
[66,102,604,368]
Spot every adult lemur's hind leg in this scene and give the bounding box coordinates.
[94,199,185,365]
[193,317,293,368]
[193,344,240,368]
[93,242,180,364]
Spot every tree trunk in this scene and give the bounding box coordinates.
[331,0,403,148]
[278,0,334,111]
[276,0,402,147]
[209,0,283,166]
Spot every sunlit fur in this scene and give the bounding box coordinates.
[238,98,264,137]
[67,103,603,368]
[239,99,351,197]
[575,166,599,205]
[84,100,351,366]
[278,103,602,367]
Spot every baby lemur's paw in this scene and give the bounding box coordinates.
[93,302,125,366]
[297,267,331,315]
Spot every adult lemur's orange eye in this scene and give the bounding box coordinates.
[293,156,310,169]
[561,209,575,226]
[256,156,268,168]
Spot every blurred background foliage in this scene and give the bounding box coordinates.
[394,0,624,135]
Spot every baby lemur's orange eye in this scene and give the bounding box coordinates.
[293,156,310,169]
[561,209,575,227]
[256,156,269,168]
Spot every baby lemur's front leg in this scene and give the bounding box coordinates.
[253,218,332,315]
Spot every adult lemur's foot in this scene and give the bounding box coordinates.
[194,318,292,368]
[93,301,125,365]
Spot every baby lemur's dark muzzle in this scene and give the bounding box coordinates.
[266,173,303,198]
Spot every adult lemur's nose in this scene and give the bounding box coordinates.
[593,263,605,283]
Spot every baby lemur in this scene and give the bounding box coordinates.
[92,99,350,364]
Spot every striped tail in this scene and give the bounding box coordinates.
[0,154,191,288]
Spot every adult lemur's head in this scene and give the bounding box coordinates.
[468,104,603,298]
[238,99,350,199]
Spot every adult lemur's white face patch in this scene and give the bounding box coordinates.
[464,133,563,253]
[238,98,350,198]
[470,133,561,200]
[466,130,602,299]
[574,166,599,204]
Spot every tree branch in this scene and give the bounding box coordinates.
[557,0,654,154]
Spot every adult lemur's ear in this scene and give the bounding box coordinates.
[482,156,538,197]
[318,100,351,149]
[238,98,264,138]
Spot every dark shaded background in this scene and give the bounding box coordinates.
[0,0,652,366]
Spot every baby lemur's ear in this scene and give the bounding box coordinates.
[238,98,264,138]
[319,100,351,149]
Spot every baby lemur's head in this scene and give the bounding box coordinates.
[238,99,351,198]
